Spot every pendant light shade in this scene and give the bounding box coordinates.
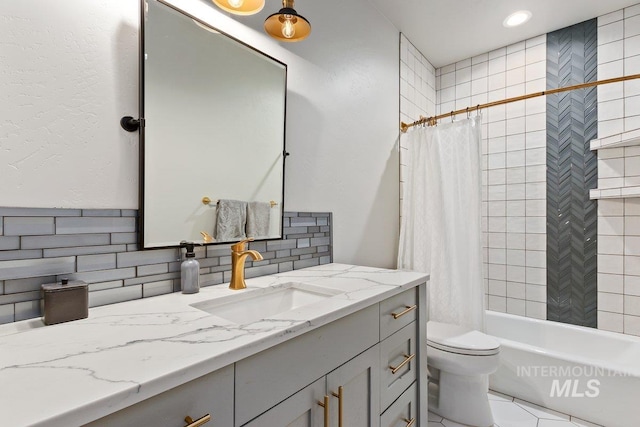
[212,0,265,16]
[264,0,311,42]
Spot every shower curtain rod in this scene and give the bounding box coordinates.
[399,73,640,133]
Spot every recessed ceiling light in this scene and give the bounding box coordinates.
[503,10,532,28]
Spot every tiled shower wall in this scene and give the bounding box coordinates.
[596,4,640,335]
[0,208,332,324]
[436,36,549,319]
[399,34,437,218]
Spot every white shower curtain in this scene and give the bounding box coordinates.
[398,117,485,331]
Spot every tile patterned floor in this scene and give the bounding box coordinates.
[427,390,603,427]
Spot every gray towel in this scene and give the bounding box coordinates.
[215,199,247,241]
[247,201,271,238]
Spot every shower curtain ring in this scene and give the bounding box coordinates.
[450,111,454,123]
[466,107,470,119]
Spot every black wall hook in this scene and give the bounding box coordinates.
[120,116,141,132]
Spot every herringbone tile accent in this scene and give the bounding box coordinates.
[546,19,598,327]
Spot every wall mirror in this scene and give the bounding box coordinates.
[141,0,287,248]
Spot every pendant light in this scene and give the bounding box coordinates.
[264,0,311,42]
[212,0,265,16]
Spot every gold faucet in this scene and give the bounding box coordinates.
[229,238,264,290]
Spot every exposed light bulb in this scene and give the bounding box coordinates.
[281,17,295,39]
[228,0,244,8]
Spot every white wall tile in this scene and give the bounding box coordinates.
[506,67,525,86]
[506,151,525,169]
[598,273,624,293]
[506,233,526,250]
[525,147,546,165]
[507,297,526,315]
[526,250,546,268]
[599,99,625,121]
[506,216,526,233]
[598,254,624,274]
[599,158,625,178]
[624,15,640,37]
[506,117,526,135]
[598,216,624,235]
[488,295,507,312]
[625,255,640,275]
[598,40,624,64]
[506,50,526,70]
[598,311,624,333]
[598,199,625,216]
[525,267,546,285]
[625,216,640,234]
[507,166,526,183]
[507,282,526,299]
[599,235,624,255]
[507,265,526,282]
[626,3,640,18]
[624,314,640,336]
[506,133,525,151]
[506,201,525,217]
[598,81,624,101]
[624,295,640,315]
[599,21,624,45]
[525,165,546,183]
[526,300,546,319]
[526,234,546,250]
[489,280,507,296]
[526,284,546,303]
[625,275,640,296]
[599,292,624,313]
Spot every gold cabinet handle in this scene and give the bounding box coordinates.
[403,417,415,427]
[389,353,415,374]
[184,414,211,427]
[391,305,417,319]
[331,386,343,427]
[318,395,330,427]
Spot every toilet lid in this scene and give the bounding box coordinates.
[427,321,500,356]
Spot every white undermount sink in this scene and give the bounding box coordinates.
[190,282,343,324]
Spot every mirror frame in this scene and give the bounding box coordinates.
[138,0,288,249]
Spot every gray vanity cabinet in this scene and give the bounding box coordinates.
[238,284,426,427]
[244,346,380,427]
[81,282,427,427]
[242,378,326,427]
[326,345,381,427]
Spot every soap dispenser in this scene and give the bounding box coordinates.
[180,241,200,294]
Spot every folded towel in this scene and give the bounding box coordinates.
[247,201,271,238]
[215,199,247,241]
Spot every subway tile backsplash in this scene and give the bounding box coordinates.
[0,209,332,324]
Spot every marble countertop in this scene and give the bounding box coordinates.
[0,263,427,427]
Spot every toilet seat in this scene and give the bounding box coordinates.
[427,321,500,356]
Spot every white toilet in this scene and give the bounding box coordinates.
[427,321,501,427]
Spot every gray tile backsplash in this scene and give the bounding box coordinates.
[0,209,332,324]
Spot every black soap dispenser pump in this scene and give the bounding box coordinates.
[180,241,200,294]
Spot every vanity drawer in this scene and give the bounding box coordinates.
[84,364,234,427]
[235,303,379,426]
[380,288,417,340]
[379,322,417,411]
[380,382,417,427]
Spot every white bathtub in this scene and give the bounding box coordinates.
[485,311,640,427]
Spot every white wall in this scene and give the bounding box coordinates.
[0,0,139,209]
[0,0,400,268]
